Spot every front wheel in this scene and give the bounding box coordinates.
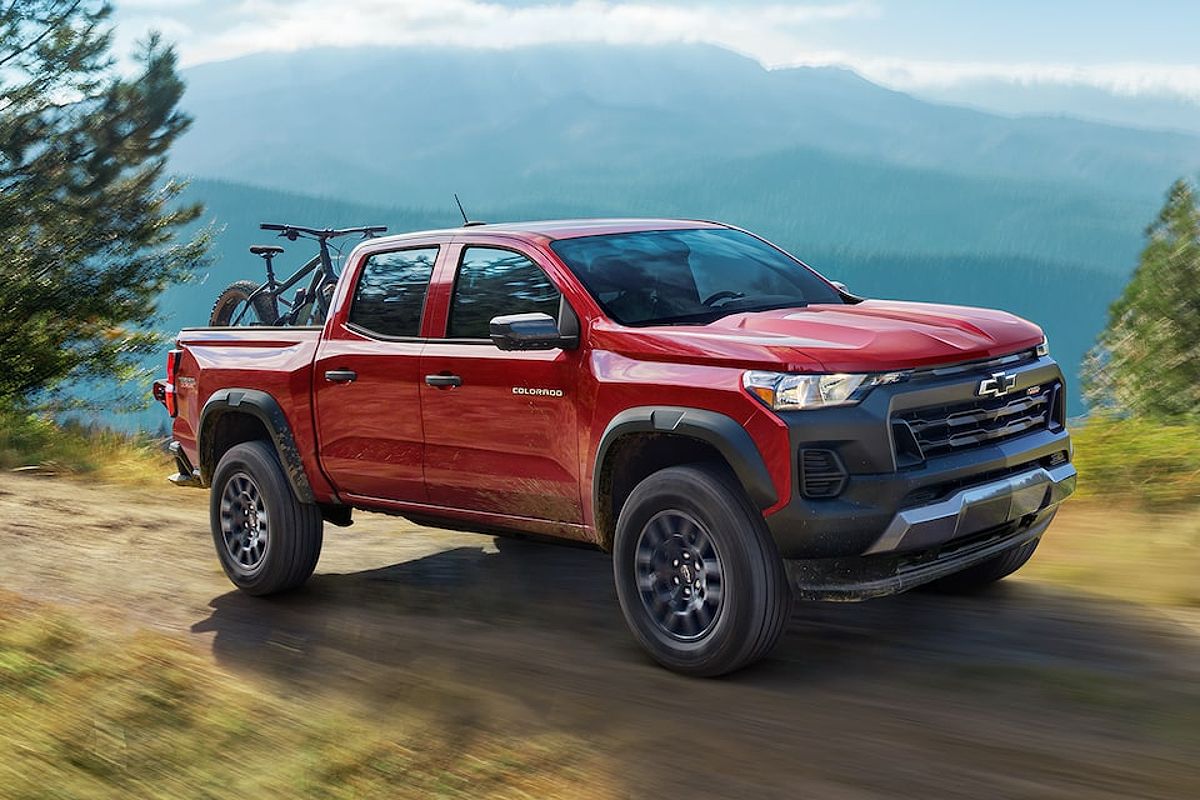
[209,279,278,326]
[613,463,792,677]
[210,441,323,595]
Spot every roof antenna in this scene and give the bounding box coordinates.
[454,193,486,227]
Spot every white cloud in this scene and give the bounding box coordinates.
[174,0,878,66]
[779,51,1200,103]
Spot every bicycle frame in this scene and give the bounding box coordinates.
[231,252,323,327]
[229,224,386,327]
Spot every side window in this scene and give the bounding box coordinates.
[348,247,439,338]
[447,247,561,339]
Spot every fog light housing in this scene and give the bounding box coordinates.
[800,448,848,498]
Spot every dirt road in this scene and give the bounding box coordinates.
[1,473,1197,799]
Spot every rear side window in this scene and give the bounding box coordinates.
[348,247,439,338]
[447,247,560,339]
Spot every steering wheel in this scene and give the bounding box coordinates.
[702,290,745,307]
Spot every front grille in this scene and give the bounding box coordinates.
[894,381,1060,460]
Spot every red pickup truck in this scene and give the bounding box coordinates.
[157,219,1076,676]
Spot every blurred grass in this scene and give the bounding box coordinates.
[0,593,611,800]
[1070,415,1200,509]
[0,405,170,486]
[1022,501,1200,607]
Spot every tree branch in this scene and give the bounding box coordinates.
[0,0,85,70]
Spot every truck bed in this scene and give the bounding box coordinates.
[172,326,325,495]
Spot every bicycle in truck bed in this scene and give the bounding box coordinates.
[209,223,387,327]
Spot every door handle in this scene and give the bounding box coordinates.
[425,373,462,388]
[324,369,357,383]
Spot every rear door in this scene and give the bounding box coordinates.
[313,242,442,502]
[419,241,584,523]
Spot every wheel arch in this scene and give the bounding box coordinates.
[592,407,777,551]
[198,388,315,504]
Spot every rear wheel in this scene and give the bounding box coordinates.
[210,441,323,595]
[613,463,792,677]
[209,279,278,326]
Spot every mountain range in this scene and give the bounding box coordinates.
[916,79,1200,136]
[175,44,1199,205]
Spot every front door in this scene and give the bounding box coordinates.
[420,244,583,523]
[313,245,440,502]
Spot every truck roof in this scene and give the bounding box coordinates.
[368,218,725,247]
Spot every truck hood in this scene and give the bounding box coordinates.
[591,300,1044,373]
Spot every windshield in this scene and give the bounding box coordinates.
[549,228,843,326]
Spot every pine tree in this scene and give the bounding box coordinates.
[0,1,207,406]
[1083,179,1200,417]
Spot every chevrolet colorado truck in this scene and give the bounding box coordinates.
[156,219,1076,676]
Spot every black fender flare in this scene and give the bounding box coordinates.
[592,406,778,518]
[198,388,315,503]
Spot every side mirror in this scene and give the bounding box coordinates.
[830,280,849,293]
[490,312,572,351]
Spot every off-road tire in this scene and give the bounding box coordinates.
[923,537,1040,594]
[210,441,323,595]
[209,279,278,326]
[613,463,792,677]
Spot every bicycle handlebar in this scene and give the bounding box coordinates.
[260,223,388,239]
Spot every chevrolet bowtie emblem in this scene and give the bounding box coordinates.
[978,371,1018,398]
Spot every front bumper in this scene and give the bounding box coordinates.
[786,505,1059,601]
[863,461,1075,555]
[782,458,1076,600]
[764,354,1074,560]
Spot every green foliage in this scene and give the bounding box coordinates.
[1070,415,1200,508]
[0,1,208,406]
[1083,179,1200,416]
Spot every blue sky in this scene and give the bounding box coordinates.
[112,1,1200,102]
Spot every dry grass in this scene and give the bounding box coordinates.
[0,407,171,486]
[1019,418,1200,607]
[0,593,613,800]
[1021,500,1200,608]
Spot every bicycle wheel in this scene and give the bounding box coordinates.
[209,280,279,326]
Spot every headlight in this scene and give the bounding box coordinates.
[1036,337,1050,357]
[743,370,905,411]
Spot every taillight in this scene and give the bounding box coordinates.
[165,349,182,417]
